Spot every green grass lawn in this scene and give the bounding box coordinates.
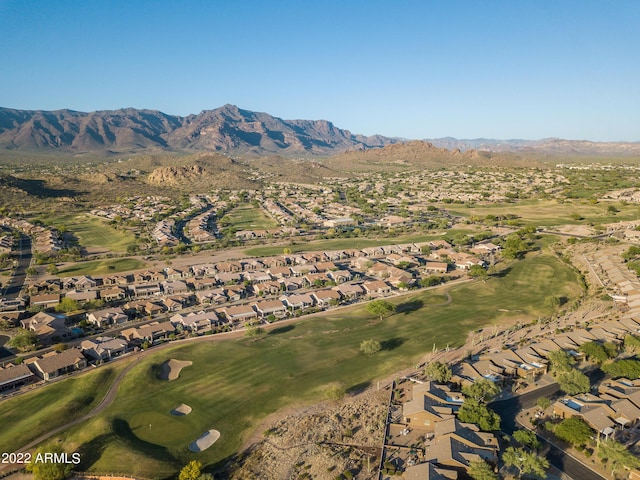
[1,250,581,477]
[0,365,123,453]
[35,213,137,253]
[225,204,278,231]
[58,257,147,276]
[449,199,640,227]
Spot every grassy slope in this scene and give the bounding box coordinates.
[226,204,278,231]
[0,365,124,452]
[9,250,582,477]
[58,258,147,276]
[449,199,640,227]
[36,213,137,253]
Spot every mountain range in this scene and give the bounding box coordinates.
[0,104,638,157]
[0,104,399,156]
[426,137,640,156]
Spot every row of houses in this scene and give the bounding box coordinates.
[455,316,640,387]
[553,377,640,437]
[0,347,88,388]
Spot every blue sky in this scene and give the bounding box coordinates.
[1,0,638,141]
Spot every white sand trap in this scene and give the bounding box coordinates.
[170,403,192,416]
[159,359,193,381]
[188,429,221,452]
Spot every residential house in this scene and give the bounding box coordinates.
[120,321,175,343]
[404,462,459,480]
[315,261,337,272]
[310,289,341,307]
[80,337,129,361]
[423,418,498,472]
[403,395,456,431]
[161,280,189,295]
[21,312,69,343]
[86,308,128,328]
[29,293,60,308]
[100,286,127,303]
[253,299,287,318]
[164,268,186,280]
[280,293,314,310]
[291,264,317,276]
[62,276,97,291]
[423,261,449,274]
[102,274,131,286]
[334,283,364,299]
[215,272,243,284]
[161,297,185,312]
[28,348,87,381]
[222,305,258,322]
[362,280,392,296]
[252,281,282,296]
[129,283,161,298]
[244,271,273,284]
[553,394,616,436]
[0,364,36,392]
[267,266,293,279]
[326,269,353,284]
[216,261,242,273]
[195,288,228,305]
[64,290,98,302]
[280,278,303,291]
[190,277,218,291]
[142,301,165,316]
[225,284,247,300]
[171,311,220,333]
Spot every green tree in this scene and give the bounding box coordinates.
[462,378,500,403]
[424,361,452,384]
[597,438,640,476]
[501,233,530,259]
[547,349,574,375]
[536,397,551,411]
[468,264,488,278]
[554,417,592,447]
[420,275,443,287]
[557,369,590,395]
[7,328,39,352]
[179,460,202,480]
[513,429,540,451]
[468,458,497,480]
[55,297,79,313]
[579,341,609,364]
[624,334,640,353]
[503,447,549,478]
[457,399,501,431]
[359,339,382,355]
[46,263,59,275]
[365,299,395,321]
[26,445,73,480]
[601,358,640,379]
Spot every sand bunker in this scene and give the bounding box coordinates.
[189,429,221,452]
[170,403,192,416]
[159,359,193,381]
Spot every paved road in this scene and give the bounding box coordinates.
[491,383,606,480]
[3,233,31,299]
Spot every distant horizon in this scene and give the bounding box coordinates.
[1,103,638,144]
